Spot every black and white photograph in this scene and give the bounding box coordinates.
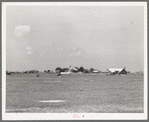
[2,2,147,120]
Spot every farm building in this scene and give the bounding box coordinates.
[107,67,127,74]
[92,69,101,73]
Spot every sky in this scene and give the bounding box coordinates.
[6,6,144,72]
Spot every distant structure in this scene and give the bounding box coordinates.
[92,69,100,74]
[107,67,127,75]
[69,66,78,72]
[60,66,78,74]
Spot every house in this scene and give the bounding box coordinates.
[107,67,127,75]
[92,69,100,73]
[60,66,78,74]
[70,66,78,72]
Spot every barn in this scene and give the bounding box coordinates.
[107,67,127,75]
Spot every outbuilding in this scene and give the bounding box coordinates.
[107,67,127,75]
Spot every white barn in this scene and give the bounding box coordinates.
[107,67,127,74]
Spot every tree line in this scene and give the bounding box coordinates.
[55,66,100,74]
[6,66,100,75]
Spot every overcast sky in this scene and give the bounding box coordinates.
[6,6,144,72]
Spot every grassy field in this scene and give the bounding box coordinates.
[6,74,144,113]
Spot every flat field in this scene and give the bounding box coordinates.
[6,74,144,113]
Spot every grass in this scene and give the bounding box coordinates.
[6,74,144,113]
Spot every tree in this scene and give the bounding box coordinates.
[79,66,84,72]
[62,68,69,72]
[83,69,90,73]
[55,67,62,73]
[90,68,94,73]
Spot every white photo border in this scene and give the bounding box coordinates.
[2,2,147,120]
